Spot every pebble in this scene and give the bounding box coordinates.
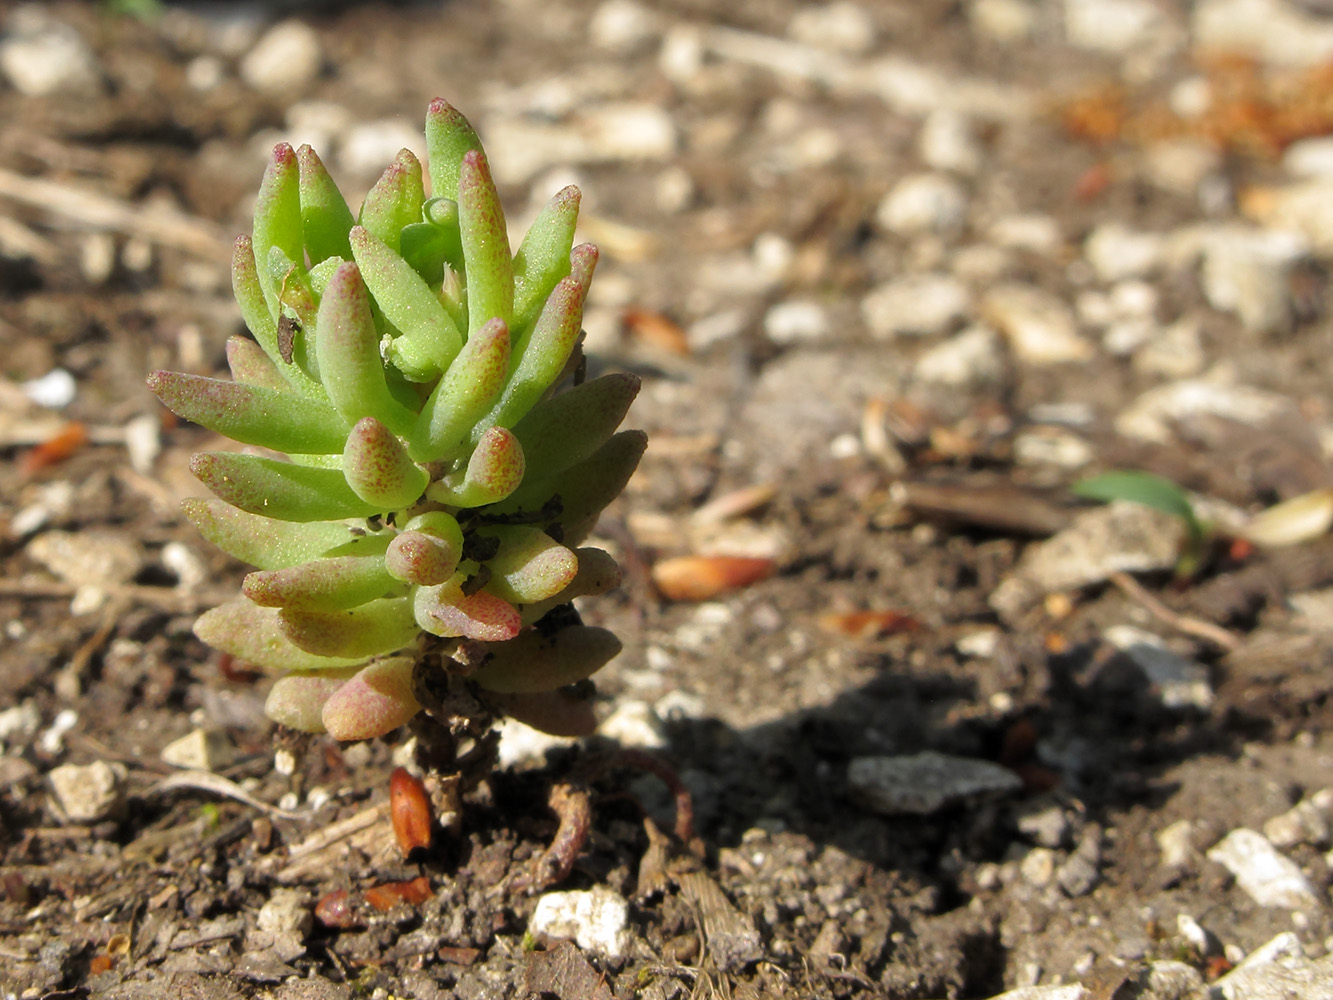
[1211,932,1333,999]
[1139,961,1204,1000]
[981,284,1094,364]
[914,326,1005,387]
[1016,802,1071,848]
[918,110,982,175]
[336,119,427,179]
[1019,846,1058,888]
[1198,228,1305,332]
[495,717,577,770]
[530,887,632,958]
[1012,428,1094,469]
[38,708,77,756]
[1056,826,1101,897]
[1133,316,1205,379]
[1282,136,1333,178]
[0,10,100,97]
[876,173,969,236]
[1245,177,1333,254]
[1084,223,1163,282]
[26,530,143,591]
[1156,818,1199,870]
[239,20,323,94]
[0,702,41,747]
[1115,372,1292,443]
[787,1,877,54]
[1262,789,1332,849]
[598,700,667,749]
[22,368,77,409]
[846,751,1022,816]
[862,273,969,338]
[485,104,677,185]
[1104,625,1214,710]
[969,0,1039,43]
[1064,0,1169,55]
[1206,828,1321,909]
[257,888,313,939]
[764,299,830,344]
[48,761,126,824]
[1193,0,1333,67]
[160,728,234,772]
[589,0,660,54]
[988,214,1062,255]
[990,502,1183,618]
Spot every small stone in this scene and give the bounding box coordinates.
[1065,0,1168,55]
[862,273,969,338]
[1134,317,1205,379]
[969,0,1038,42]
[914,326,1005,387]
[988,213,1063,255]
[1207,828,1320,909]
[598,701,666,749]
[1019,846,1059,888]
[79,232,117,286]
[1156,819,1199,870]
[0,11,100,97]
[239,20,322,94]
[26,530,142,590]
[1104,625,1214,710]
[0,702,41,746]
[919,110,983,175]
[1212,932,1333,1000]
[1115,373,1292,444]
[764,299,830,344]
[1198,228,1305,333]
[788,1,877,54]
[1056,826,1101,897]
[496,717,577,770]
[161,541,206,590]
[1016,803,1070,848]
[1283,136,1333,178]
[1084,223,1164,282]
[530,887,632,958]
[161,729,234,772]
[1194,0,1333,68]
[1263,792,1332,849]
[982,285,1093,364]
[1140,961,1205,1000]
[1144,140,1222,196]
[1012,428,1094,469]
[337,118,427,179]
[184,54,225,92]
[48,761,126,824]
[876,173,968,235]
[1243,178,1333,255]
[847,751,1022,816]
[22,368,77,409]
[257,888,314,938]
[589,0,660,53]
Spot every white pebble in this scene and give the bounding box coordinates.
[239,20,323,95]
[876,173,968,236]
[337,119,427,179]
[161,728,232,771]
[1207,828,1320,910]
[0,15,100,97]
[530,887,632,958]
[787,1,877,55]
[764,300,830,344]
[48,761,126,823]
[982,284,1094,364]
[590,0,659,53]
[599,700,667,749]
[919,110,982,175]
[862,273,970,338]
[22,368,76,409]
[914,326,1005,387]
[1084,223,1163,282]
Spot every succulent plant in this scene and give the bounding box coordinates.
[149,99,643,746]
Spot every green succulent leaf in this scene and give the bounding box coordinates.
[225,336,288,392]
[481,526,579,605]
[252,143,303,317]
[410,316,510,461]
[1072,470,1204,543]
[426,425,524,507]
[470,624,622,693]
[385,529,461,586]
[265,669,360,733]
[341,416,429,510]
[458,148,514,337]
[507,372,641,488]
[358,149,425,254]
[424,97,483,203]
[314,260,416,435]
[191,451,382,522]
[484,687,598,737]
[243,553,408,613]
[195,598,368,672]
[279,598,420,658]
[148,370,348,454]
[296,144,355,264]
[520,546,622,624]
[512,185,580,338]
[321,656,421,741]
[181,498,356,570]
[349,225,461,380]
[414,582,521,641]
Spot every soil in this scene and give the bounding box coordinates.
[2,1,1332,998]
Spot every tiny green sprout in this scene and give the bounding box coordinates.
[151,100,644,755]
[1072,469,1208,578]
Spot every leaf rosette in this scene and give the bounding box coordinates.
[151,100,643,741]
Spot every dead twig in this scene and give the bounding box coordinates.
[1108,571,1242,652]
[146,769,306,822]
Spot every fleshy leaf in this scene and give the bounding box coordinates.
[409,316,510,461]
[191,452,381,521]
[234,235,325,397]
[481,526,579,604]
[279,598,420,657]
[414,583,521,641]
[321,657,421,740]
[480,247,597,433]
[358,149,425,254]
[349,225,461,379]
[243,554,408,612]
[512,185,580,338]
[385,530,461,585]
[181,498,356,570]
[265,669,359,733]
[520,546,622,624]
[148,371,348,454]
[486,688,598,737]
[314,261,416,435]
[424,98,482,203]
[458,149,513,337]
[341,416,429,510]
[507,372,641,489]
[470,624,621,693]
[195,598,367,672]
[297,144,355,263]
[252,143,303,317]
[425,426,524,507]
[225,336,288,392]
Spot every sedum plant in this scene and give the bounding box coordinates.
[149,99,643,746]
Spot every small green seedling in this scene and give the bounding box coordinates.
[150,100,643,749]
[1072,469,1208,578]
